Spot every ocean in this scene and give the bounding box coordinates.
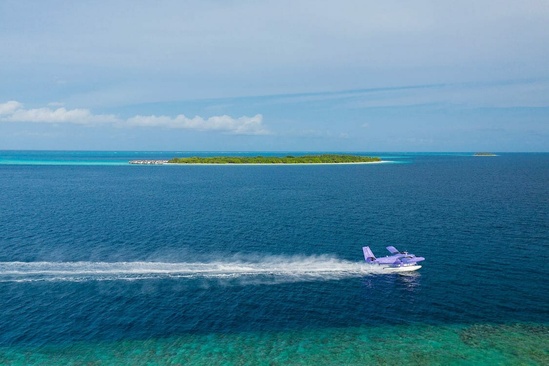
[0,151,547,365]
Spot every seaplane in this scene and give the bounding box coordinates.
[363,246,425,273]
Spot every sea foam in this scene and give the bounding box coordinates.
[0,255,387,283]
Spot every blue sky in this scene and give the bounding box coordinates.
[1,0,548,151]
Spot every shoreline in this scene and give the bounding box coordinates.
[164,154,382,165]
[161,160,389,166]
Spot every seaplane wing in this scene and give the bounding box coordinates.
[400,256,425,264]
[386,246,400,254]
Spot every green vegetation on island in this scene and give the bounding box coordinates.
[474,152,497,156]
[167,154,381,164]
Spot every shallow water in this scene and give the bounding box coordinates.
[1,324,547,365]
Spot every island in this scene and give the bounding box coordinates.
[474,152,497,156]
[166,154,381,164]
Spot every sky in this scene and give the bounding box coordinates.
[1,0,548,151]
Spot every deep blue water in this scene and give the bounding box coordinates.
[0,152,547,351]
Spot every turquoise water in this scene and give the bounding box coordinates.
[0,151,547,364]
[1,324,547,365]
[0,151,172,165]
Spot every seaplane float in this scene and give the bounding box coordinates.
[363,246,425,273]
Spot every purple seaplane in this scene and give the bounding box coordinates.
[362,246,425,272]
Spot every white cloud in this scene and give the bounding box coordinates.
[0,101,23,115]
[126,113,269,135]
[0,101,270,135]
[10,107,118,125]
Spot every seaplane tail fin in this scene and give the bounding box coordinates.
[386,246,400,254]
[362,246,376,262]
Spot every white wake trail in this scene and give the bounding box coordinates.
[0,255,385,283]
